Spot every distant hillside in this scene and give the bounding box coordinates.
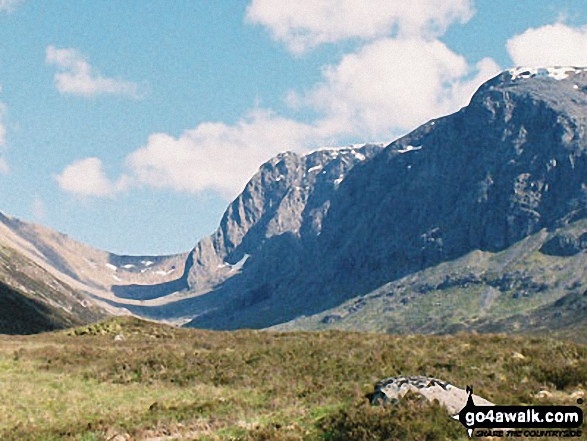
[272,220,587,343]
[0,243,105,334]
[0,212,189,333]
[0,281,82,334]
[161,67,587,333]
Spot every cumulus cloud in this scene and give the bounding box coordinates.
[58,1,503,201]
[57,110,325,199]
[246,0,473,53]
[45,46,143,98]
[55,157,129,197]
[126,109,321,197]
[301,38,500,138]
[58,39,500,200]
[507,22,587,67]
[0,0,22,13]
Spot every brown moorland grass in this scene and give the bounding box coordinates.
[0,317,584,440]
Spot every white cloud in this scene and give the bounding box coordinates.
[45,46,143,98]
[58,39,500,200]
[126,109,321,197]
[0,0,22,13]
[246,0,474,53]
[54,157,128,197]
[507,22,587,67]
[58,2,503,201]
[302,38,500,138]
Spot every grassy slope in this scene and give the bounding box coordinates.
[0,245,107,334]
[273,222,587,342]
[0,317,585,440]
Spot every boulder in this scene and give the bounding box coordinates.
[370,376,494,414]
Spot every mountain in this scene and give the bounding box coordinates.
[114,144,385,325]
[153,66,587,333]
[4,66,587,337]
[269,66,587,336]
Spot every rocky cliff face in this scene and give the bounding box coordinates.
[183,144,384,294]
[180,67,587,330]
[314,67,587,296]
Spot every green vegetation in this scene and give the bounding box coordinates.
[275,224,587,342]
[0,245,105,334]
[0,317,585,440]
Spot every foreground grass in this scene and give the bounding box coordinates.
[0,318,585,440]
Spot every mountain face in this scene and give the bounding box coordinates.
[312,67,587,294]
[136,145,384,326]
[185,145,383,293]
[167,66,587,331]
[0,221,106,333]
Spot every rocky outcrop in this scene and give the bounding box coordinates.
[540,231,587,256]
[316,67,587,299]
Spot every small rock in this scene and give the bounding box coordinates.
[113,334,126,341]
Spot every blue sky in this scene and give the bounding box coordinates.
[1,0,587,255]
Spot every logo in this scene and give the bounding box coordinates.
[452,386,584,438]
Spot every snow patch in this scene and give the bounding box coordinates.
[308,165,322,173]
[397,145,422,154]
[226,254,250,272]
[105,263,117,271]
[141,260,154,266]
[508,66,587,81]
[155,269,176,276]
[123,264,135,269]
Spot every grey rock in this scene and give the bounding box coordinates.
[371,376,494,415]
